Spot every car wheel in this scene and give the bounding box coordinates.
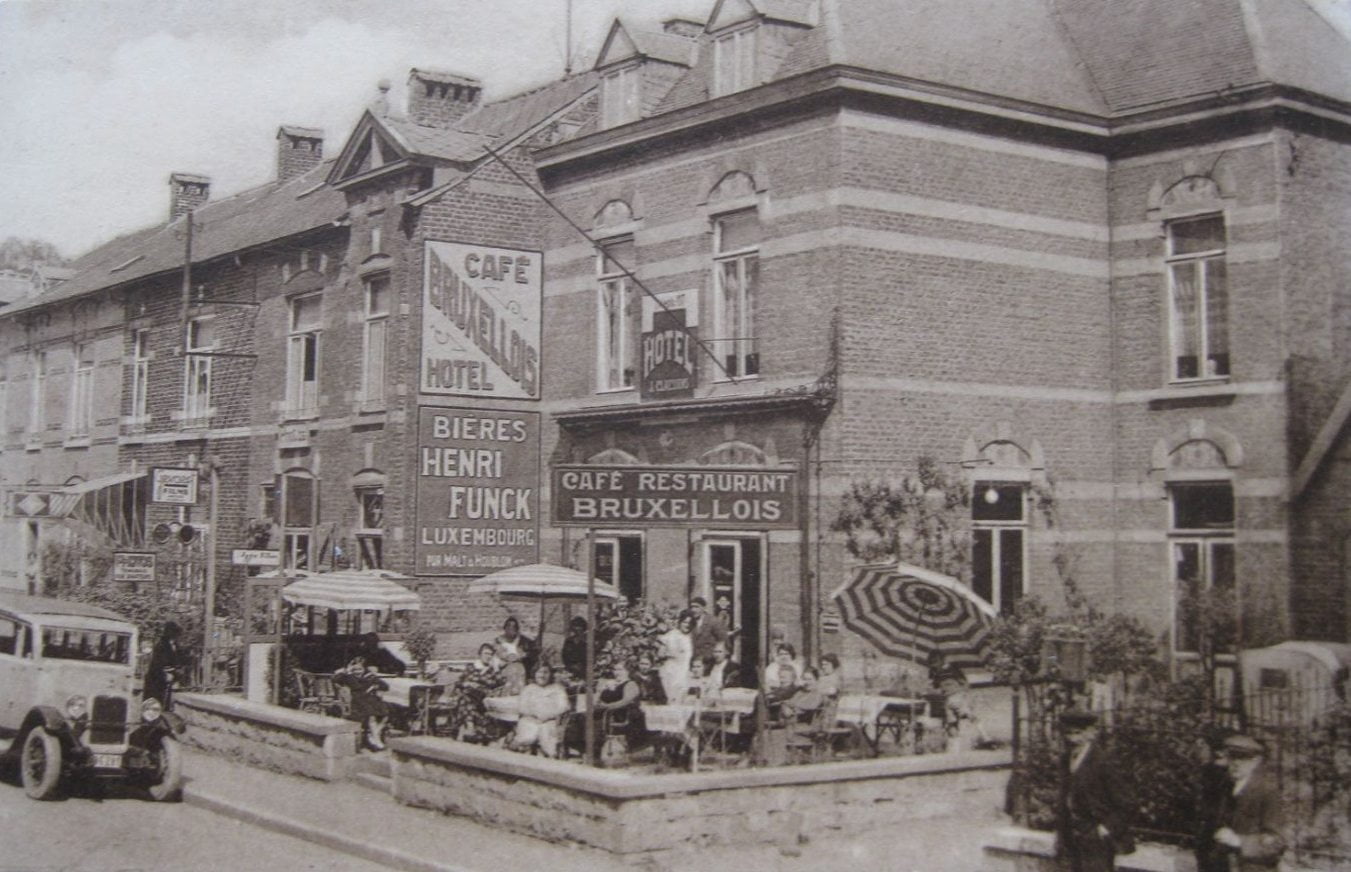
[145,737,184,802]
[20,728,62,800]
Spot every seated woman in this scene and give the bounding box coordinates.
[444,643,506,742]
[763,643,801,706]
[634,653,667,704]
[495,617,536,695]
[334,655,390,751]
[511,664,570,757]
[569,660,646,759]
[684,657,710,703]
[781,667,827,736]
[817,653,842,700]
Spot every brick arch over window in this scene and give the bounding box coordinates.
[699,440,772,466]
[1151,418,1244,473]
[707,170,757,205]
[960,420,1045,483]
[587,447,642,465]
[593,199,634,232]
[1147,159,1236,215]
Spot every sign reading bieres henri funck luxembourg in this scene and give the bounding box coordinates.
[553,465,799,529]
[422,240,542,400]
[415,407,541,575]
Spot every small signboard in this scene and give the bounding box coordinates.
[151,467,198,505]
[641,290,698,400]
[232,549,281,568]
[553,465,799,529]
[113,551,156,584]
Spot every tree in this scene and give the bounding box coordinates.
[0,236,67,272]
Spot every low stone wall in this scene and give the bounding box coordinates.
[390,736,1009,856]
[176,692,359,782]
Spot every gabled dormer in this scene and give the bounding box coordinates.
[326,111,412,191]
[594,18,696,130]
[705,0,817,98]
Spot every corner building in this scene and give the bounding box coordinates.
[1,0,1349,680]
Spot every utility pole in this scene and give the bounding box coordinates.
[564,0,573,76]
[202,456,220,688]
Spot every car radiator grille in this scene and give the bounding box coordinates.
[89,695,128,744]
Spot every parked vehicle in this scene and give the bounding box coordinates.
[0,591,185,800]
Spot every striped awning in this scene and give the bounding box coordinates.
[280,569,421,612]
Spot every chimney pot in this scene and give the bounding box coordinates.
[169,172,210,221]
[406,68,483,128]
[276,125,324,182]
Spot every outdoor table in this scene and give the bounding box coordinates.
[484,694,521,724]
[835,694,927,754]
[697,688,758,754]
[380,675,429,709]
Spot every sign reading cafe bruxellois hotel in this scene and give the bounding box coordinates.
[415,408,541,575]
[422,240,542,400]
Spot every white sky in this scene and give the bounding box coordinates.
[1,0,1349,260]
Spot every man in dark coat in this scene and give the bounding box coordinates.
[143,621,183,708]
[1204,733,1286,872]
[1059,709,1135,872]
[560,616,589,681]
[705,641,742,689]
[688,596,728,663]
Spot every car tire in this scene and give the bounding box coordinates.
[21,727,62,800]
[145,737,184,802]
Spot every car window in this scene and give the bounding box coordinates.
[0,617,17,655]
[41,626,132,664]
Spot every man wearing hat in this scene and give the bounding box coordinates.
[1201,733,1286,872]
[1059,709,1135,872]
[688,596,728,662]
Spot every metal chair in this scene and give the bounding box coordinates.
[295,670,345,717]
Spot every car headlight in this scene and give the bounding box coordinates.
[65,695,87,720]
[141,697,163,722]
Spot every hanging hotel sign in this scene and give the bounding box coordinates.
[150,467,198,505]
[553,465,799,529]
[422,240,542,400]
[641,289,698,400]
[414,406,541,575]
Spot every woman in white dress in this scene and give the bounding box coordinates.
[657,612,695,703]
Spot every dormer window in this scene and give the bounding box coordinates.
[601,64,642,129]
[713,26,756,97]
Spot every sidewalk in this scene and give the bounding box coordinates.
[181,746,1006,872]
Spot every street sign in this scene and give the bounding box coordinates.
[5,491,80,518]
[232,549,280,567]
[113,551,156,583]
[151,467,199,505]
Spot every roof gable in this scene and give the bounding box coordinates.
[327,112,410,186]
[597,19,697,70]
[596,19,641,68]
[708,0,761,32]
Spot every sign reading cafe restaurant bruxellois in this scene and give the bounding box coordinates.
[415,407,541,575]
[553,465,799,529]
[422,240,542,400]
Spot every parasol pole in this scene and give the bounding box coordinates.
[584,529,596,766]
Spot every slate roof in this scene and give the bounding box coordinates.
[662,0,1351,117]
[627,27,698,67]
[5,160,346,317]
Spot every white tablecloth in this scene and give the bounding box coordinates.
[835,694,925,726]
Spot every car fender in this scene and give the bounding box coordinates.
[128,712,185,750]
[8,707,76,754]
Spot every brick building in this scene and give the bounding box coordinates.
[2,0,1349,679]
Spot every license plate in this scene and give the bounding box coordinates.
[92,753,122,768]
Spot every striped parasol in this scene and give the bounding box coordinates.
[830,561,998,669]
[279,569,421,612]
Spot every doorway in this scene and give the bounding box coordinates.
[701,537,763,682]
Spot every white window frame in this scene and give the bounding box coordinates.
[1166,214,1229,383]
[600,64,641,129]
[28,350,46,436]
[971,482,1027,614]
[129,329,150,429]
[360,277,389,408]
[712,211,759,380]
[285,293,322,418]
[712,26,756,98]
[596,238,637,392]
[355,485,384,570]
[183,317,215,427]
[280,471,318,571]
[1169,481,1237,656]
[69,343,94,438]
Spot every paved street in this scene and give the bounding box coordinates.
[0,765,390,872]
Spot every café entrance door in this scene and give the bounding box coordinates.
[700,537,762,683]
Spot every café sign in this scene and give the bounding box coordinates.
[553,465,799,529]
[421,240,542,400]
[414,406,540,575]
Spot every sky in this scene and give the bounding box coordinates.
[0,0,714,259]
[1,0,1349,261]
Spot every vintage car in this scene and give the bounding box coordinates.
[0,591,185,800]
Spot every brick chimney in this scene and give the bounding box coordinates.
[169,172,210,221]
[276,126,324,182]
[663,18,703,38]
[406,68,482,128]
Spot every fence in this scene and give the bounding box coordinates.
[1008,676,1351,868]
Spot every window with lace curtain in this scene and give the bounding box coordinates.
[1167,215,1228,381]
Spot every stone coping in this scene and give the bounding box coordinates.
[177,692,359,737]
[389,735,1011,799]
